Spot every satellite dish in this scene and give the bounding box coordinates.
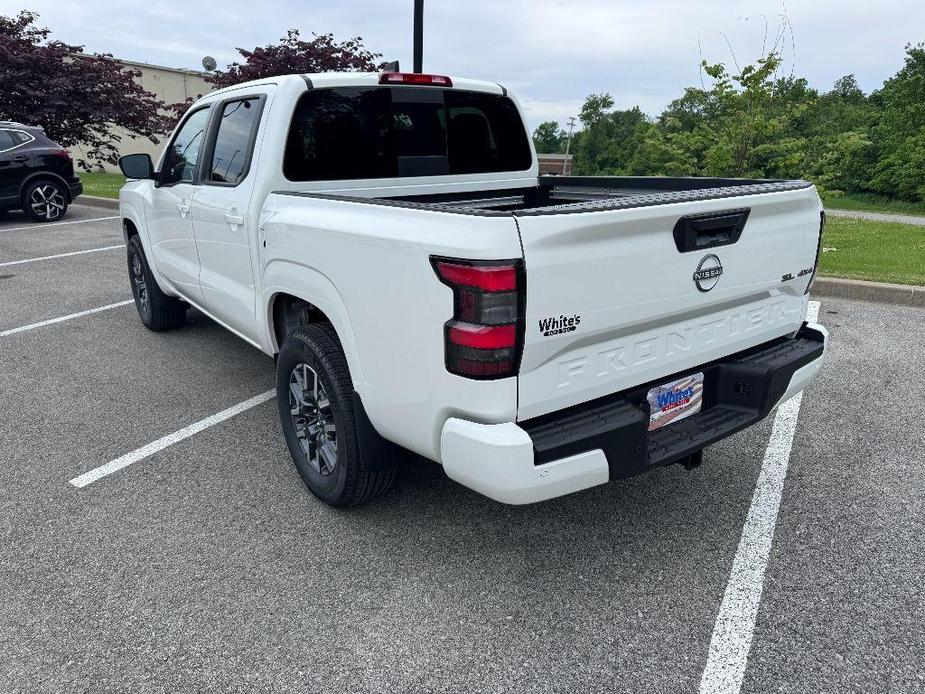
[201,56,217,72]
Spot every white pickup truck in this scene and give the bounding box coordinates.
[118,71,828,507]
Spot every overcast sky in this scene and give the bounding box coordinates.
[3,0,922,129]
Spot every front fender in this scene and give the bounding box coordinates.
[261,259,366,393]
[119,190,174,296]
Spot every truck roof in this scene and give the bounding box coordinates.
[206,72,507,100]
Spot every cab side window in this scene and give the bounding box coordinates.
[162,108,210,185]
[207,98,262,185]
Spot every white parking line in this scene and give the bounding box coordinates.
[699,302,821,694]
[0,215,119,233]
[0,300,134,337]
[0,244,125,267]
[69,389,276,488]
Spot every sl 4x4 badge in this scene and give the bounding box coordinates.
[539,314,581,337]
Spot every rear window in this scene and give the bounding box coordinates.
[284,86,532,181]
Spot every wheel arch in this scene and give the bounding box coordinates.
[262,265,366,392]
[273,298,413,474]
[123,217,139,242]
[19,171,73,203]
[120,205,172,295]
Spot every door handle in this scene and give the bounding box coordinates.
[12,154,28,163]
[176,201,190,217]
[224,212,245,229]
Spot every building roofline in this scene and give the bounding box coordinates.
[77,53,211,78]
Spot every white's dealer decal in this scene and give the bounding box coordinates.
[539,313,581,337]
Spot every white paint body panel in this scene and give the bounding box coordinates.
[440,418,609,504]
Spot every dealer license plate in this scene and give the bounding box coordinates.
[646,373,705,432]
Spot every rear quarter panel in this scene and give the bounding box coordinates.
[259,194,523,461]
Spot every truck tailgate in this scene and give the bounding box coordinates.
[514,186,822,420]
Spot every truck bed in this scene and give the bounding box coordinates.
[276,176,813,216]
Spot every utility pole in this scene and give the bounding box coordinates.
[563,116,576,175]
[413,0,424,73]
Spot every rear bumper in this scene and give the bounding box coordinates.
[68,179,83,201]
[441,322,828,504]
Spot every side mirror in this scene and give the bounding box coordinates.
[119,153,155,180]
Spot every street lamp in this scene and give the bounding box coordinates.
[414,0,424,73]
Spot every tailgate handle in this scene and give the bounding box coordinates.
[673,208,750,253]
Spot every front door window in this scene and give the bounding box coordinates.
[161,108,210,185]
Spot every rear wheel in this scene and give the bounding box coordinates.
[22,179,68,222]
[276,324,396,507]
[127,235,187,331]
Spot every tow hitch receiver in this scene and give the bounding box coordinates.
[681,449,703,471]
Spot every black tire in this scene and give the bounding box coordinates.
[22,179,69,222]
[277,324,396,507]
[127,235,187,331]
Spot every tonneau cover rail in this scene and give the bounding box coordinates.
[271,177,813,217]
[521,178,813,216]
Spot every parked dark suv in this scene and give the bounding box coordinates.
[0,121,82,222]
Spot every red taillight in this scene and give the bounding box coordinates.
[448,323,516,350]
[433,257,524,380]
[380,72,453,87]
[52,149,71,160]
[434,261,516,291]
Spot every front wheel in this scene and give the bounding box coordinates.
[127,235,187,331]
[276,324,396,507]
[22,180,68,222]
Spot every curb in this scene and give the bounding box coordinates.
[825,208,925,226]
[812,277,925,308]
[76,195,119,210]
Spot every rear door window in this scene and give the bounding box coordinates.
[207,97,263,185]
[0,130,15,152]
[284,87,532,182]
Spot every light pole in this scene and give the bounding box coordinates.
[563,116,576,175]
[413,0,424,73]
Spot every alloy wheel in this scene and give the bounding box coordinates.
[30,184,66,221]
[288,363,337,475]
[131,253,149,314]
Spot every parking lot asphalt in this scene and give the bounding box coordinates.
[1,204,923,693]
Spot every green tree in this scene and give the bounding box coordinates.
[578,93,615,127]
[571,94,651,175]
[868,43,925,201]
[532,121,565,154]
[652,53,814,178]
